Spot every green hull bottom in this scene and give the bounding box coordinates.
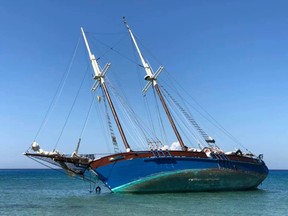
[112,169,267,193]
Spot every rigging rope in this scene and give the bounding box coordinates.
[53,64,89,150]
[152,87,168,147]
[162,89,205,149]
[126,28,159,143]
[88,32,142,67]
[106,78,148,150]
[88,29,251,153]
[162,87,215,146]
[92,91,112,153]
[160,72,251,153]
[26,155,96,184]
[101,86,120,153]
[113,29,251,152]
[79,91,97,139]
[33,35,82,142]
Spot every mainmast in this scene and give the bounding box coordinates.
[123,18,187,151]
[81,27,131,152]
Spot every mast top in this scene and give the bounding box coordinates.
[81,27,102,78]
[123,17,155,78]
[122,17,164,94]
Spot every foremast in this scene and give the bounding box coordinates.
[123,18,187,151]
[81,27,131,152]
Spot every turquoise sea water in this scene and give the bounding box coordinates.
[0,169,287,216]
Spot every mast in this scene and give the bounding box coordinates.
[123,18,187,151]
[81,27,131,152]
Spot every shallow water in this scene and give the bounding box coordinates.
[0,169,287,216]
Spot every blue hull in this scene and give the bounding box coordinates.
[92,155,268,193]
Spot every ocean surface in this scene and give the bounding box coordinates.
[0,169,287,216]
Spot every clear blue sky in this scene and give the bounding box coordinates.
[0,0,287,169]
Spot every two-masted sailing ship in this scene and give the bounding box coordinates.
[25,18,268,193]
